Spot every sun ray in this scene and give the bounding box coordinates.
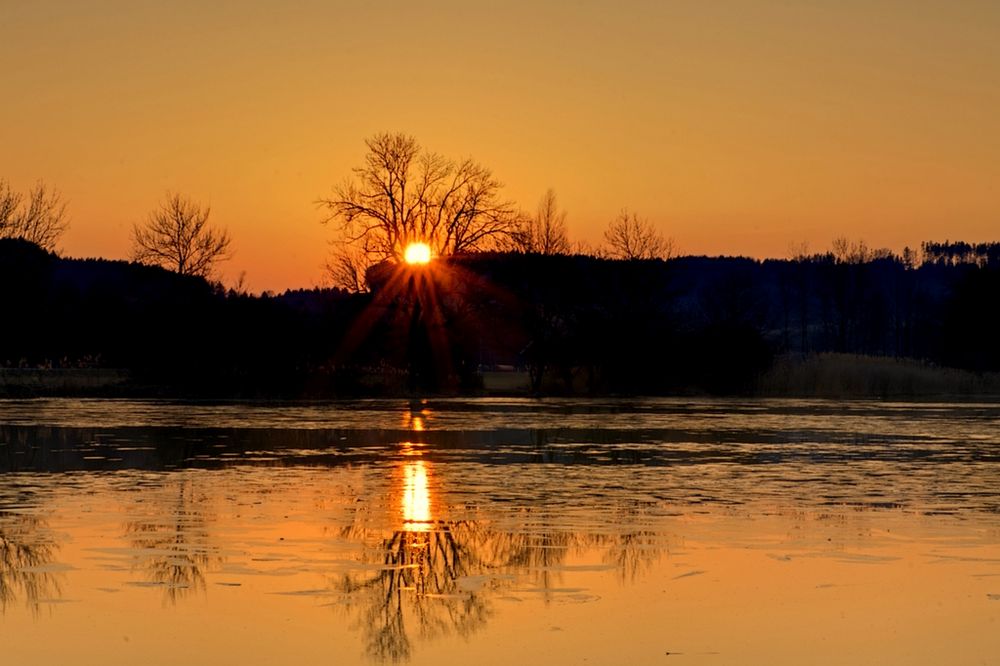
[331,253,530,391]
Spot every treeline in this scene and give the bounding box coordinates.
[1,237,998,396]
[360,247,999,394]
[921,241,1000,268]
[0,239,359,395]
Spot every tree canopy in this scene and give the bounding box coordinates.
[319,133,520,287]
[514,188,570,255]
[603,209,674,260]
[0,179,69,251]
[131,193,232,278]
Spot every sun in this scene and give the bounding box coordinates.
[404,242,432,265]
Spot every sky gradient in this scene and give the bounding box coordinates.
[2,0,998,291]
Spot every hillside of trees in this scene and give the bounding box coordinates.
[1,238,998,397]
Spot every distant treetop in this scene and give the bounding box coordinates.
[131,193,233,278]
[318,132,521,291]
[0,179,69,251]
[603,209,675,260]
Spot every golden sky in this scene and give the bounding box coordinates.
[2,1,998,291]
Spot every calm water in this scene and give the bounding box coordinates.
[1,398,999,665]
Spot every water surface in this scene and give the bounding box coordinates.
[1,398,998,665]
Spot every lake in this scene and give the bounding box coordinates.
[1,397,998,665]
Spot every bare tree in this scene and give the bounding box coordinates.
[788,241,811,262]
[325,241,370,293]
[830,237,893,264]
[318,133,519,268]
[131,193,232,277]
[0,181,18,234]
[0,179,69,251]
[514,188,570,255]
[602,209,674,260]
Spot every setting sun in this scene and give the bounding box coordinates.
[404,242,432,265]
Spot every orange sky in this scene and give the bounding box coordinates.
[2,1,998,292]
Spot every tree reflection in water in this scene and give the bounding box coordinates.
[334,458,491,662]
[601,503,661,584]
[333,457,663,663]
[123,476,220,604]
[336,522,492,662]
[0,510,62,616]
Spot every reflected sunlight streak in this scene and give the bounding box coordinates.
[402,460,432,530]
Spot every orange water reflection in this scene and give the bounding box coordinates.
[1,466,999,666]
[323,453,669,662]
[2,397,1000,665]
[401,460,432,531]
[0,511,62,616]
[402,404,429,433]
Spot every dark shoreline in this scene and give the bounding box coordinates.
[3,353,999,402]
[6,239,1000,402]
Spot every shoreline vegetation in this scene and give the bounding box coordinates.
[756,353,1000,400]
[2,354,999,400]
[2,237,999,400]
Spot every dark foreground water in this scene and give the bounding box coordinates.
[1,398,998,665]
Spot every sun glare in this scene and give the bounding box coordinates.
[404,242,432,265]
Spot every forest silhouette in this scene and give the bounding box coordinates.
[1,236,999,397]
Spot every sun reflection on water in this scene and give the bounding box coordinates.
[402,459,432,531]
[403,405,430,433]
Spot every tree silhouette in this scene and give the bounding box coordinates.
[325,241,370,293]
[603,209,673,260]
[514,188,570,255]
[131,193,232,277]
[318,132,519,283]
[0,179,69,251]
